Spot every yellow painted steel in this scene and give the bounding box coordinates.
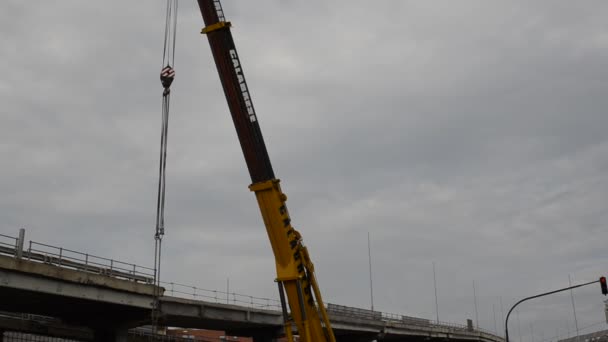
[302,246,336,342]
[201,21,232,34]
[249,179,335,342]
[284,322,295,342]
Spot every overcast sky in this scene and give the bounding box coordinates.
[2,0,608,340]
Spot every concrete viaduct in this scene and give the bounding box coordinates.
[0,236,504,342]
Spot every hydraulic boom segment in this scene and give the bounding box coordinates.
[196,1,335,342]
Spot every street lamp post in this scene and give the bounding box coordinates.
[505,278,602,342]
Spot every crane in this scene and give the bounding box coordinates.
[195,1,336,341]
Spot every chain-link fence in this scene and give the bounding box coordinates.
[2,332,83,342]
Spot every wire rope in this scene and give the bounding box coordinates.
[153,0,178,333]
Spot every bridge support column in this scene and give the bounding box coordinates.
[0,329,5,342]
[93,328,127,342]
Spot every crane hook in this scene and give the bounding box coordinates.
[160,65,175,91]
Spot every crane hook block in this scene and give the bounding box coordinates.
[160,66,175,89]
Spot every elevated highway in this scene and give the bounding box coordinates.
[0,231,504,342]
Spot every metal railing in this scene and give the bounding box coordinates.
[159,280,282,311]
[326,303,383,320]
[0,310,62,324]
[393,312,496,335]
[326,303,497,336]
[2,332,84,342]
[380,311,432,327]
[158,283,497,336]
[0,232,18,257]
[26,241,155,283]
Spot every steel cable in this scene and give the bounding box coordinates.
[153,0,178,333]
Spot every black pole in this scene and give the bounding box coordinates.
[277,281,289,321]
[505,279,599,342]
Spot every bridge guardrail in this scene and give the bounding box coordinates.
[0,310,61,323]
[153,281,497,337]
[160,281,282,311]
[26,240,155,283]
[381,311,432,327]
[327,303,496,336]
[326,303,383,320]
[0,233,18,257]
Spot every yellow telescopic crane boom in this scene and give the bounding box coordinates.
[195,1,336,342]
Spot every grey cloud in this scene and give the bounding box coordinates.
[2,1,607,338]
